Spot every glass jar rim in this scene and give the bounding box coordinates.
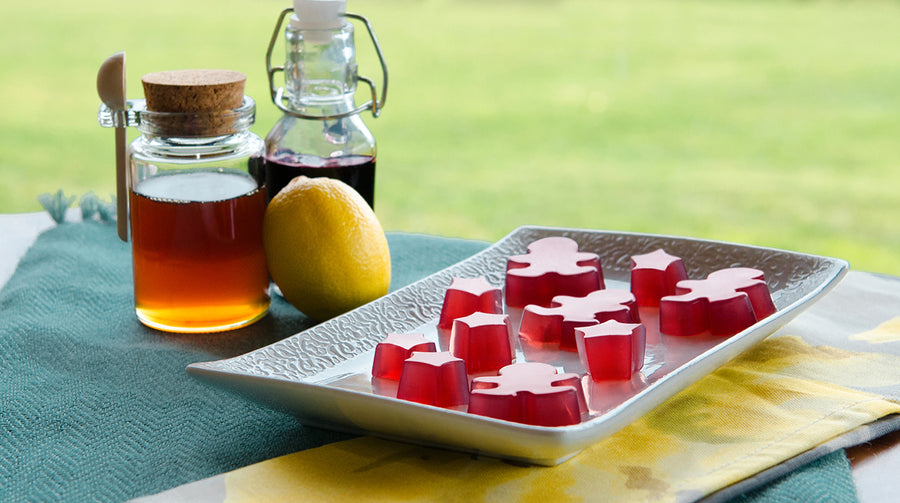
[98,95,256,138]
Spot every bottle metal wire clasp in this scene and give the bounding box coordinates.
[265,8,388,121]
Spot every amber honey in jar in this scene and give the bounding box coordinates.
[126,70,269,333]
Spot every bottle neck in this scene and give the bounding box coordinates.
[284,20,359,117]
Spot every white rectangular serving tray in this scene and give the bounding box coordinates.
[187,226,848,465]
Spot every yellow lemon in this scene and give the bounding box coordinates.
[263,176,391,321]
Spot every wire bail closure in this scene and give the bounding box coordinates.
[265,8,388,121]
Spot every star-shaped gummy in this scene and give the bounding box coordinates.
[372,333,436,380]
[505,236,605,308]
[469,362,586,426]
[519,289,639,351]
[438,276,503,330]
[450,312,514,373]
[630,249,688,307]
[575,320,646,381]
[397,351,469,408]
[659,267,777,337]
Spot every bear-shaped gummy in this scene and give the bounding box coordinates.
[468,362,586,426]
[575,320,646,381]
[450,312,514,374]
[660,267,777,337]
[397,351,469,408]
[372,333,437,380]
[437,276,503,330]
[519,289,639,351]
[505,236,604,308]
[630,249,688,307]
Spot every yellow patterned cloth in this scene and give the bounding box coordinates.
[219,333,900,502]
[138,273,900,503]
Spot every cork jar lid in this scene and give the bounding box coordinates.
[140,69,249,136]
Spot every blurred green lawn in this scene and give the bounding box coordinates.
[2,0,898,274]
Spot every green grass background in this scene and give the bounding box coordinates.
[2,0,898,274]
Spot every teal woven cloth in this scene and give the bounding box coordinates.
[0,222,858,502]
[730,450,856,503]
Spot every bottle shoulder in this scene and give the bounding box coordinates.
[264,114,375,157]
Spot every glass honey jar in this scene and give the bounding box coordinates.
[99,70,270,333]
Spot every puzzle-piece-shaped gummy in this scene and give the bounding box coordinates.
[397,351,469,408]
[372,333,437,380]
[469,362,587,426]
[519,289,639,351]
[630,249,688,307]
[575,320,646,381]
[438,277,503,330]
[659,267,777,337]
[505,237,604,308]
[450,312,514,374]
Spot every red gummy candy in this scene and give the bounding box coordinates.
[372,333,437,380]
[505,237,604,308]
[397,351,469,408]
[630,249,688,307]
[450,312,514,374]
[519,289,639,351]
[575,320,646,381]
[437,277,503,330]
[469,362,586,426]
[659,267,777,337]
[714,268,777,321]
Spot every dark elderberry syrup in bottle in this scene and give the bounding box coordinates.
[265,152,375,207]
[263,0,382,207]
